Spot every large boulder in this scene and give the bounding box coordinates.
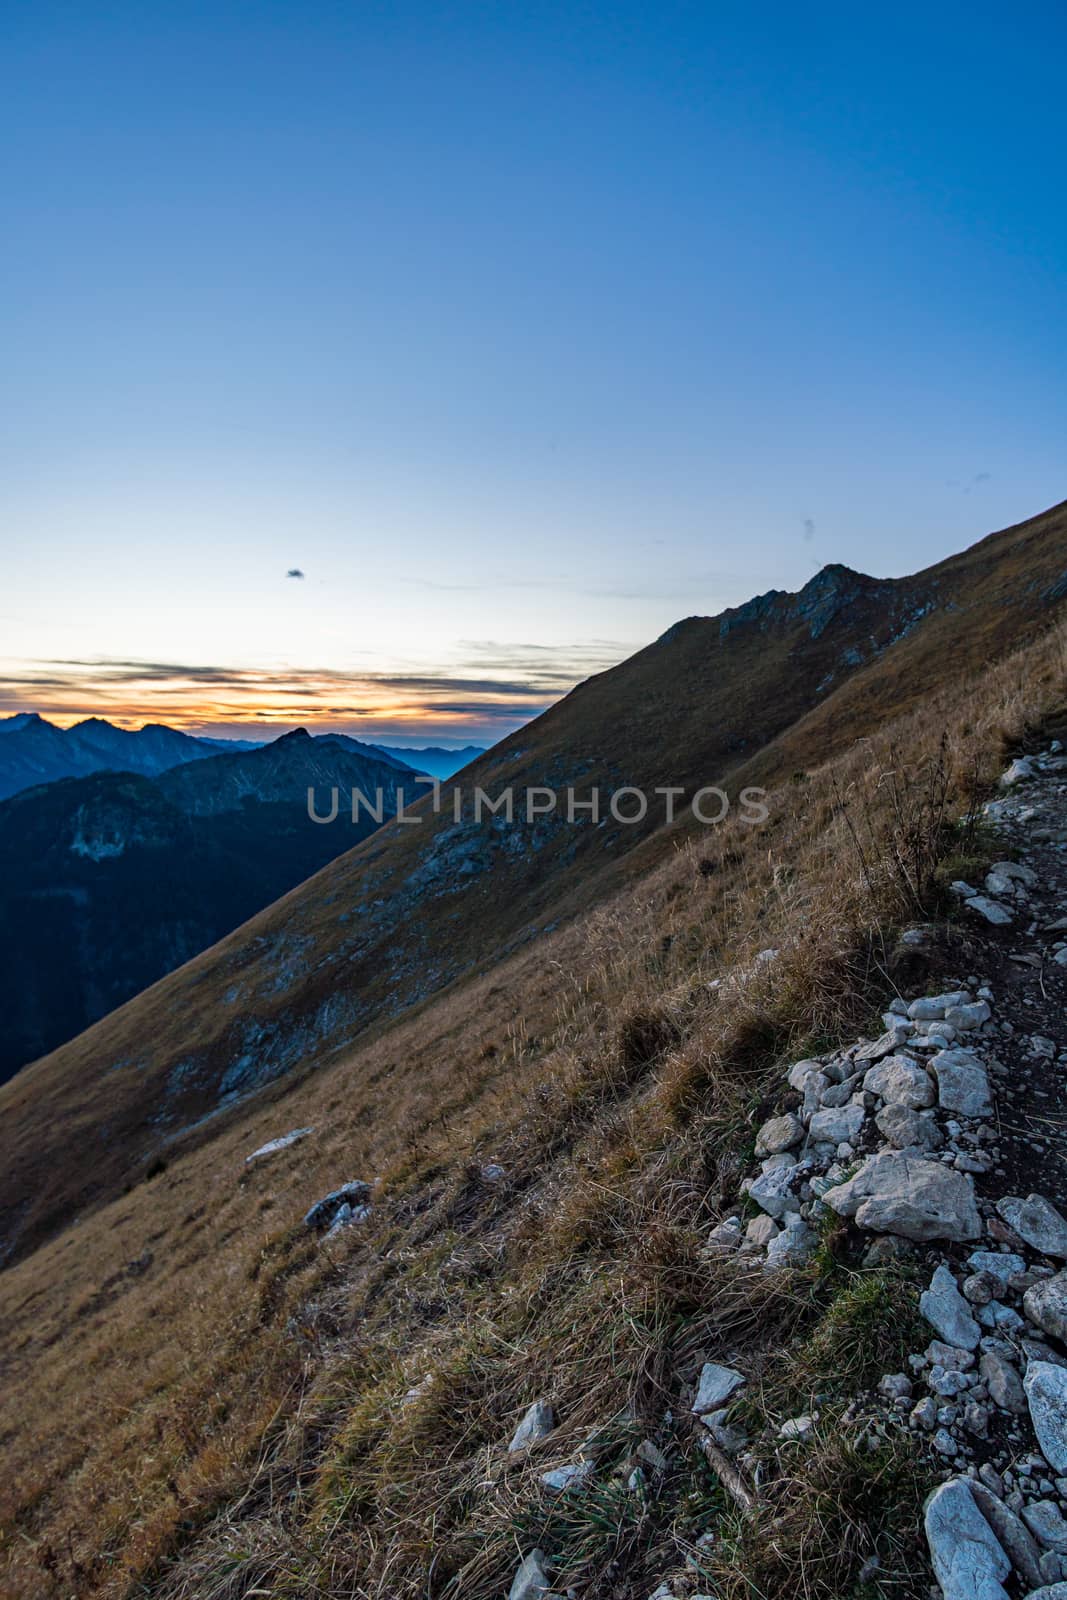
[924,1478,1010,1600]
[823,1152,981,1242]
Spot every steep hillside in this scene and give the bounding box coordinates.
[0,598,1063,1600]
[0,734,415,1084]
[1,501,1063,1270]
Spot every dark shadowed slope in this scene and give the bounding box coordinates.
[0,734,417,1085]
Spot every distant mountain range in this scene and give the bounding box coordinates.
[372,744,485,779]
[0,729,418,1083]
[0,712,484,799]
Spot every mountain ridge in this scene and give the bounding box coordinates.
[1,498,1064,1269]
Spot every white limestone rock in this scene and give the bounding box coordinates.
[822,1151,981,1242]
[997,1196,1067,1259]
[924,1478,1010,1600]
[1025,1363,1067,1474]
[920,1264,981,1350]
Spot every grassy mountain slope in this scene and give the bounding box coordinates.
[0,592,1063,1599]
[0,502,1062,1273]
[1,501,1064,1271]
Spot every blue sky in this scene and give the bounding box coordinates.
[3,1,1065,741]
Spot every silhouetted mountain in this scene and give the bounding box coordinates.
[0,734,413,1083]
[0,713,233,799]
[157,726,416,815]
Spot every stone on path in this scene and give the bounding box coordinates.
[1024,1272,1067,1344]
[924,1478,1010,1600]
[1025,1364,1067,1474]
[997,1196,1067,1259]
[920,1264,981,1350]
[823,1151,981,1242]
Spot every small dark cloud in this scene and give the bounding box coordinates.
[802,518,816,542]
[287,568,305,579]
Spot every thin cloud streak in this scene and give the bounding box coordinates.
[0,639,631,742]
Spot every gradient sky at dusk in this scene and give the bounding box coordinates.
[3,2,1065,742]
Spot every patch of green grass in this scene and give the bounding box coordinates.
[709,1427,936,1600]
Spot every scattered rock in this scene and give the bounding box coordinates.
[246,1126,314,1164]
[808,1102,866,1145]
[999,756,1035,787]
[855,1026,913,1062]
[968,1251,1027,1289]
[749,1164,804,1220]
[997,1197,1067,1260]
[965,896,1015,926]
[1023,1501,1067,1554]
[924,1478,1010,1600]
[324,1201,370,1239]
[929,1050,993,1118]
[701,1407,748,1454]
[303,1180,372,1231]
[863,1055,936,1108]
[745,1213,779,1248]
[541,1460,595,1494]
[508,1548,559,1600]
[754,1112,804,1155]
[706,1217,744,1252]
[636,1439,669,1475]
[968,1479,1045,1591]
[764,1213,817,1270]
[920,1265,981,1350]
[779,1414,816,1440]
[1025,1273,1067,1343]
[980,1350,1026,1413]
[692,1362,746,1414]
[1025,1364,1067,1473]
[875,1103,942,1150]
[509,1399,555,1454]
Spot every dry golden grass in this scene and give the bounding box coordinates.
[3,498,1065,1277]
[1,607,1064,1598]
